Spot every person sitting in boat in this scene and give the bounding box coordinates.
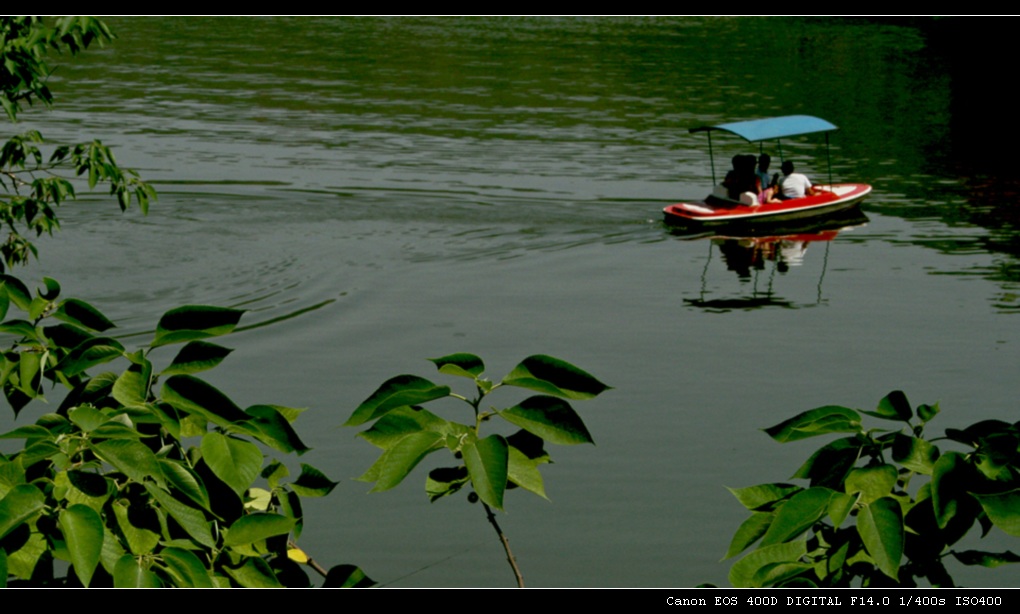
[723,154,756,201]
[778,160,820,199]
[756,154,781,204]
[756,154,778,192]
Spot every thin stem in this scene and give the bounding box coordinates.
[288,540,330,579]
[481,501,524,588]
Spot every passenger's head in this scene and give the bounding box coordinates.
[758,154,771,171]
[781,160,795,175]
[739,154,756,173]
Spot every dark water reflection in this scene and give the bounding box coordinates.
[6,17,1020,586]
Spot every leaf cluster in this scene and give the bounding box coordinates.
[726,391,1020,588]
[0,277,367,587]
[1,17,112,121]
[1,17,155,271]
[345,353,609,511]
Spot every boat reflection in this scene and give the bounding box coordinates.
[672,206,869,312]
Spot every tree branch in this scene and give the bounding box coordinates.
[482,501,524,588]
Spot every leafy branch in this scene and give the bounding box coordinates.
[345,353,609,586]
[725,391,1020,588]
[0,275,369,587]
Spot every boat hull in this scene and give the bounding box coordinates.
[663,183,872,226]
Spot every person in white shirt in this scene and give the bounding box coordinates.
[779,160,819,199]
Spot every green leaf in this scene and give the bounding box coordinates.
[224,513,296,548]
[727,483,800,511]
[37,277,60,301]
[345,375,451,427]
[429,353,485,378]
[43,323,94,352]
[0,319,37,338]
[426,466,470,502]
[892,433,939,475]
[463,434,508,510]
[262,461,289,490]
[55,337,125,376]
[753,561,814,588]
[92,440,164,488]
[500,395,594,445]
[0,424,54,440]
[972,489,1020,537]
[114,554,162,587]
[932,451,970,529]
[277,490,303,540]
[917,402,940,424]
[68,405,106,432]
[152,305,244,348]
[724,512,773,559]
[161,341,233,376]
[143,484,215,548]
[0,484,45,540]
[161,547,213,588]
[201,432,263,497]
[0,549,6,588]
[323,564,376,588]
[290,464,339,498]
[791,436,862,488]
[827,491,858,527]
[507,445,547,499]
[223,556,284,588]
[760,487,834,547]
[506,429,551,465]
[112,361,150,406]
[860,390,912,422]
[242,404,310,455]
[501,354,610,400]
[65,470,111,510]
[357,431,445,492]
[729,541,807,588]
[4,528,46,581]
[845,464,898,505]
[112,501,160,555]
[159,459,210,511]
[856,496,903,581]
[1,276,32,311]
[764,406,862,443]
[357,405,459,450]
[53,298,115,332]
[17,350,41,397]
[59,504,104,586]
[161,375,250,427]
[246,488,272,512]
[953,550,1020,568]
[92,422,145,440]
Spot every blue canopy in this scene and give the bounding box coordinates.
[690,115,838,143]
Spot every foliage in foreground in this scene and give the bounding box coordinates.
[0,16,369,587]
[726,391,1020,587]
[346,353,609,586]
[0,278,371,586]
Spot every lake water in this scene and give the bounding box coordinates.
[8,17,1020,587]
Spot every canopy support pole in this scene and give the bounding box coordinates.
[707,131,716,185]
[825,133,833,187]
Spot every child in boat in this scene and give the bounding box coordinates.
[756,154,781,204]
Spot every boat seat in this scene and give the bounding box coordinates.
[712,184,757,206]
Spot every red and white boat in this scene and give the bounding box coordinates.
[663,115,872,226]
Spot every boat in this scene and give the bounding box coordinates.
[663,115,872,226]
